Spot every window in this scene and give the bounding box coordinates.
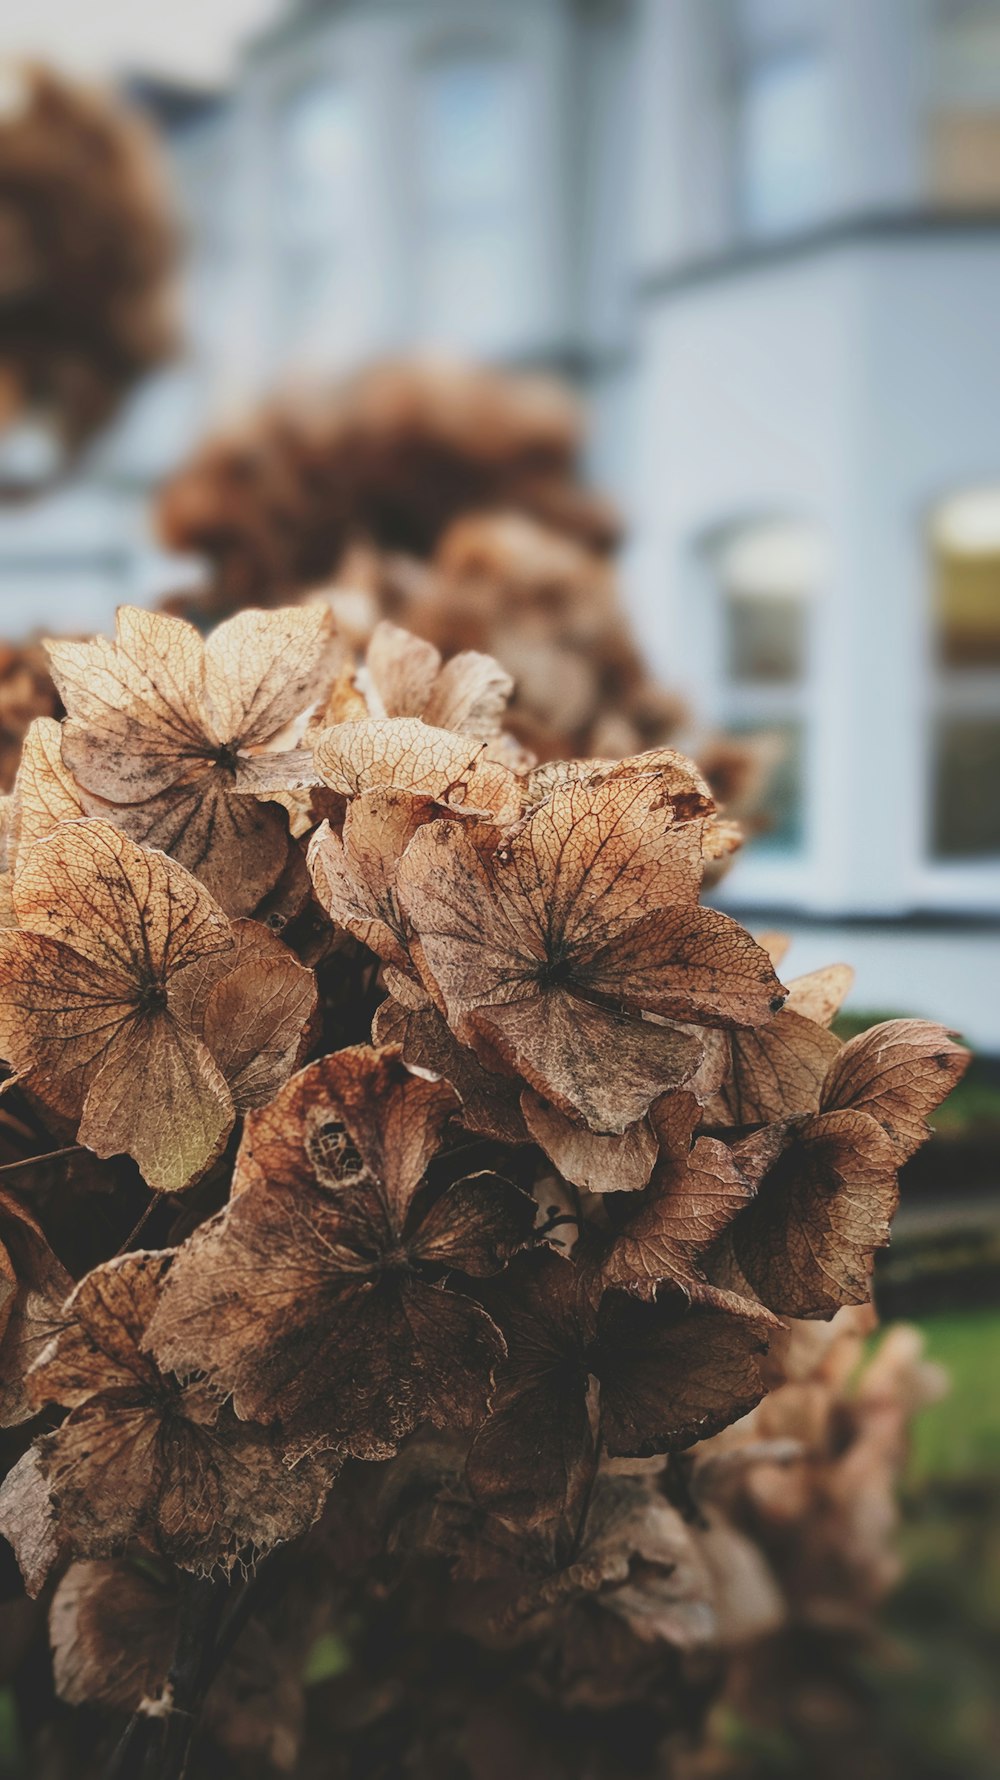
[706,518,822,856]
[731,0,833,237]
[928,488,1000,859]
[416,48,529,349]
[272,78,362,357]
[929,0,1000,207]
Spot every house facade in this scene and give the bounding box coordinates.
[1,0,998,1041]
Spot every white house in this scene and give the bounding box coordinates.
[1,0,998,1042]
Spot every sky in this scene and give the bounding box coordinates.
[0,0,287,88]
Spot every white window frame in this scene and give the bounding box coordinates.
[688,515,825,911]
[912,482,1000,912]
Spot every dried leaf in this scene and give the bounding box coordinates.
[0,1447,64,1597]
[0,821,316,1188]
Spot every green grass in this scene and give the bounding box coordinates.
[907,1309,1000,1484]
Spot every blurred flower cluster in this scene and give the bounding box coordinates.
[0,597,965,1777]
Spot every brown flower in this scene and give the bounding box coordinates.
[0,1189,71,1425]
[466,1247,775,1527]
[712,1018,968,1318]
[0,820,316,1191]
[364,620,514,741]
[147,1046,536,1460]
[45,606,340,914]
[396,762,784,1130]
[20,1252,332,1575]
[600,1095,757,1299]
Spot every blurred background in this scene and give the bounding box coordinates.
[0,3,998,1774]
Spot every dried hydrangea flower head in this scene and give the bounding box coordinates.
[0,602,969,1780]
[0,62,177,468]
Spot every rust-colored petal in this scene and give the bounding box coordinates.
[583,906,786,1028]
[820,1019,969,1162]
[601,1138,756,1300]
[471,992,705,1132]
[594,1287,774,1457]
[0,1189,72,1426]
[372,997,529,1146]
[313,718,485,800]
[729,1108,901,1317]
[520,1092,658,1194]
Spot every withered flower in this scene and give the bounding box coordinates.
[147,1046,536,1460]
[45,605,340,914]
[712,1019,968,1317]
[0,1188,71,1425]
[0,820,316,1191]
[364,620,514,741]
[466,1246,775,1527]
[19,1252,332,1576]
[397,761,784,1130]
[600,1094,757,1298]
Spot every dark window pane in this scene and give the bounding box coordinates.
[725,593,806,683]
[729,720,805,855]
[932,716,1000,857]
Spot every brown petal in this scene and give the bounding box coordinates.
[730,1108,902,1316]
[595,1287,774,1457]
[203,605,341,747]
[47,609,209,801]
[601,1138,756,1300]
[785,962,854,1026]
[0,931,138,1122]
[198,926,317,1112]
[365,622,441,717]
[11,819,233,982]
[107,774,292,917]
[409,1171,536,1275]
[308,793,433,970]
[422,650,514,740]
[820,1019,969,1162]
[0,1190,72,1426]
[10,716,86,858]
[0,1447,64,1597]
[372,997,529,1146]
[583,906,786,1028]
[472,991,705,1132]
[500,771,709,951]
[717,1010,841,1126]
[395,818,540,1023]
[29,1251,169,1410]
[466,1248,594,1527]
[232,1045,457,1219]
[50,1560,177,1711]
[77,1012,234,1194]
[313,718,485,799]
[520,1092,658,1194]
